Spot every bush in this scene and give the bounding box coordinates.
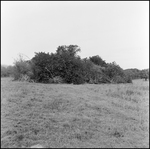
[39,76,64,84]
[72,74,85,84]
[31,52,56,83]
[105,62,125,79]
[111,75,126,83]
[89,55,107,67]
[13,55,33,81]
[124,75,132,83]
[53,76,64,84]
[18,74,30,82]
[11,46,135,84]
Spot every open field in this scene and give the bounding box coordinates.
[1,77,149,148]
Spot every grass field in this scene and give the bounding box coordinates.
[1,77,149,148]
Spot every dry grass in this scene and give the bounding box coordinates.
[1,77,149,148]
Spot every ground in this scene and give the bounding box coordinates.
[1,77,149,148]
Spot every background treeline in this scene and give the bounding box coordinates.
[1,45,149,84]
[1,65,14,77]
[124,68,149,80]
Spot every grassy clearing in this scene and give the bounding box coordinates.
[1,77,149,148]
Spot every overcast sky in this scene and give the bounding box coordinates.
[1,1,149,69]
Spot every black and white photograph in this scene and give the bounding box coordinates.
[1,1,149,148]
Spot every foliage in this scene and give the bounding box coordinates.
[124,68,149,80]
[1,65,14,77]
[124,75,133,83]
[111,75,126,83]
[89,55,107,67]
[53,76,64,84]
[31,52,53,82]
[105,62,124,79]
[124,69,141,79]
[104,62,133,83]
[140,69,149,80]
[13,55,34,81]
[1,65,9,77]
[31,45,84,84]
[10,45,136,84]
[56,45,81,57]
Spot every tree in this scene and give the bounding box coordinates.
[140,69,149,80]
[104,62,131,83]
[31,52,53,82]
[124,68,149,80]
[89,55,107,67]
[56,45,81,57]
[31,45,84,84]
[56,45,84,84]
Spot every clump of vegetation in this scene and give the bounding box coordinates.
[12,55,34,82]
[1,65,14,77]
[4,45,146,84]
[48,76,64,84]
[124,68,149,81]
[89,55,107,67]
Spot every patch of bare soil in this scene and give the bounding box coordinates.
[1,78,149,148]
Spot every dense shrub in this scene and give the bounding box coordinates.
[10,45,135,84]
[31,52,53,82]
[124,76,132,83]
[105,62,125,79]
[111,75,126,83]
[31,45,86,84]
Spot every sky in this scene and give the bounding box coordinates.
[1,1,149,70]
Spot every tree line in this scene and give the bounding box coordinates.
[124,68,149,81]
[1,45,148,84]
